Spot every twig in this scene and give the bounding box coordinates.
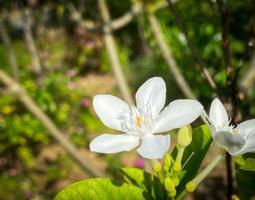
[97,0,133,105]
[148,13,195,99]
[237,21,255,90]
[0,70,105,177]
[0,19,19,81]
[166,0,218,92]
[240,53,255,90]
[216,0,236,199]
[22,9,42,77]
[68,1,169,32]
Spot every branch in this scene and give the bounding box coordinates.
[166,0,218,92]
[68,1,169,32]
[22,9,42,77]
[216,0,232,87]
[235,21,255,90]
[0,70,105,177]
[148,13,195,99]
[240,53,255,90]
[0,19,19,81]
[97,0,133,105]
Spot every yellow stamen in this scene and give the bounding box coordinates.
[135,116,142,128]
[232,128,237,135]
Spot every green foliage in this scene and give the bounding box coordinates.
[54,178,145,200]
[121,167,167,200]
[235,155,255,199]
[173,125,213,196]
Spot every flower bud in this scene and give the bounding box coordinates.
[173,176,179,186]
[164,154,172,172]
[173,162,181,173]
[185,181,196,192]
[164,177,175,192]
[168,189,176,197]
[177,125,192,148]
[152,160,161,173]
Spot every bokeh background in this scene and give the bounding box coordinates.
[0,0,255,199]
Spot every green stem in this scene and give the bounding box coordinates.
[192,154,223,185]
[175,147,185,164]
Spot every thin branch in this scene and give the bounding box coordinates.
[236,21,255,90]
[0,19,19,81]
[22,9,42,77]
[166,0,218,92]
[0,70,105,177]
[240,53,255,90]
[97,0,133,105]
[68,1,169,32]
[216,1,237,199]
[148,13,195,99]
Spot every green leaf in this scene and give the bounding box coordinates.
[235,155,255,172]
[121,167,167,200]
[174,125,213,196]
[235,154,255,199]
[236,169,255,200]
[54,178,145,200]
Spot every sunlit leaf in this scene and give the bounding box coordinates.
[121,167,167,200]
[54,178,145,200]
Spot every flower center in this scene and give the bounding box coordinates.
[135,116,143,128]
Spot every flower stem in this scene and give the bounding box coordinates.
[176,147,184,164]
[193,154,223,184]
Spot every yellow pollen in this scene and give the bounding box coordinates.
[135,116,143,128]
[232,128,237,135]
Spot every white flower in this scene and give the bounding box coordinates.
[204,98,255,155]
[89,77,203,159]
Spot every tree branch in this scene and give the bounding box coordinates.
[166,0,218,92]
[0,19,19,81]
[148,13,195,99]
[0,70,105,177]
[97,0,133,105]
[22,9,42,77]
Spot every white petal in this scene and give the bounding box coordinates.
[233,131,255,155]
[233,119,255,155]
[214,131,245,155]
[237,119,255,136]
[209,98,229,128]
[135,77,166,116]
[136,134,170,159]
[153,100,203,133]
[90,134,140,153]
[93,95,130,131]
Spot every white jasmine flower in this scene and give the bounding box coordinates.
[204,98,255,155]
[90,77,203,159]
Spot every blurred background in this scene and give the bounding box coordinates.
[0,0,255,199]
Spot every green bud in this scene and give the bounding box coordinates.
[177,125,192,148]
[173,162,181,173]
[173,176,179,186]
[152,160,161,173]
[164,154,172,172]
[164,177,175,192]
[185,181,196,192]
[168,189,176,197]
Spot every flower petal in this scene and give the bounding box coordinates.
[233,119,255,155]
[233,131,255,155]
[136,134,170,159]
[135,77,166,116]
[214,131,245,155]
[237,119,255,136]
[93,95,130,131]
[209,98,229,128]
[153,100,203,133]
[90,134,140,153]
